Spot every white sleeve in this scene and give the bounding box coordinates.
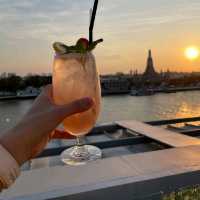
[0,145,20,189]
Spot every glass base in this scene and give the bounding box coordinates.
[61,145,102,166]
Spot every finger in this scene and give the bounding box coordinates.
[41,84,53,100]
[51,129,75,139]
[54,97,94,119]
[24,85,53,115]
[44,84,54,99]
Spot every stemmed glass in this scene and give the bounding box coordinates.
[53,52,102,165]
[52,0,102,165]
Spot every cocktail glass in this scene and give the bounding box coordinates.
[53,52,102,165]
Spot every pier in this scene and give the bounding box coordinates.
[154,86,200,93]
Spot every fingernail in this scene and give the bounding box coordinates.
[80,97,94,108]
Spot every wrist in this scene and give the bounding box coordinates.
[0,126,30,166]
[0,144,20,189]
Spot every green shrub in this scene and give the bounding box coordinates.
[163,185,200,200]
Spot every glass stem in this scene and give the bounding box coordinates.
[73,136,89,158]
[76,136,84,146]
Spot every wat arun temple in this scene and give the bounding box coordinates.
[143,50,159,81]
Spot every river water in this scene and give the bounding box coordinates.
[1,91,200,132]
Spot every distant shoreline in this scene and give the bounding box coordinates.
[0,95,37,101]
[1,86,200,101]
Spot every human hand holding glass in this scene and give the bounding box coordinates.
[0,85,93,166]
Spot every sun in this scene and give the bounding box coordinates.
[185,46,199,60]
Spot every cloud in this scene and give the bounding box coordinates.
[0,0,93,42]
[1,0,200,42]
[1,0,200,74]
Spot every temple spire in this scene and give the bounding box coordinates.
[148,49,152,58]
[143,49,157,80]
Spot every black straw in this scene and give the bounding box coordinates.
[89,0,99,44]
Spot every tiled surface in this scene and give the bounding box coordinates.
[117,120,200,147]
[26,144,163,170]
[26,145,162,170]
[3,123,200,200]
[2,146,200,200]
[20,132,164,171]
[1,156,138,199]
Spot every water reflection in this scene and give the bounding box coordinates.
[0,100,34,131]
[0,91,200,132]
[174,102,200,125]
[98,91,200,123]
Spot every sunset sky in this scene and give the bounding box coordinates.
[0,0,200,75]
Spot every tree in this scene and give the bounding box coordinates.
[0,73,22,92]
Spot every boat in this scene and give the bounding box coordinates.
[17,86,40,97]
[130,88,155,96]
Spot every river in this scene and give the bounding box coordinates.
[1,91,200,132]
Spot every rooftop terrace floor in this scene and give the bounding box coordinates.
[2,118,200,200]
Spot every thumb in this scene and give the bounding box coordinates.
[53,97,94,120]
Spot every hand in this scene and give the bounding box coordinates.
[0,85,93,165]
